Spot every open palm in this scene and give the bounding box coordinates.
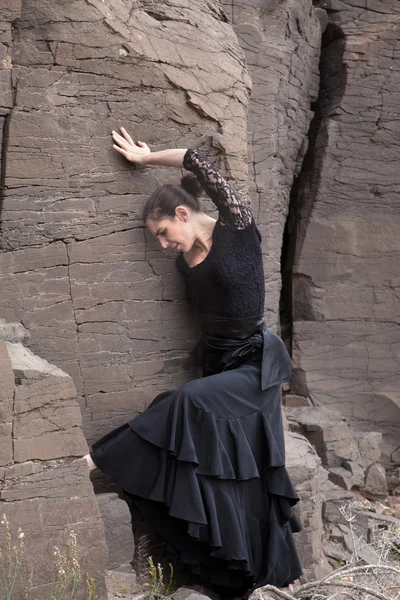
[112,127,151,165]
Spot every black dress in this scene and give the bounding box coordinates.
[91,149,303,594]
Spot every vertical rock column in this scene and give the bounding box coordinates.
[286,432,330,580]
[0,0,251,445]
[221,0,322,329]
[221,0,328,579]
[291,0,400,463]
[0,324,108,599]
[0,1,18,188]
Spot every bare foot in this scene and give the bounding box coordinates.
[84,453,97,472]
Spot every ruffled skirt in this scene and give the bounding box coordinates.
[91,361,302,592]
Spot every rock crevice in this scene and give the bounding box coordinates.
[281,18,347,352]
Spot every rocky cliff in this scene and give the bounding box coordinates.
[286,0,400,466]
[0,320,108,598]
[1,0,399,586]
[0,0,253,444]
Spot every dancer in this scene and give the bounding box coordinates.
[86,128,302,596]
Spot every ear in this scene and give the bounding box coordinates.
[175,206,189,222]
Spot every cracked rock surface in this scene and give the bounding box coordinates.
[0,0,252,445]
[0,0,323,446]
[0,336,108,598]
[1,0,399,585]
[288,0,400,463]
[0,0,328,584]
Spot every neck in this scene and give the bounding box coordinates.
[192,213,216,253]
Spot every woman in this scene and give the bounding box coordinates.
[86,128,302,596]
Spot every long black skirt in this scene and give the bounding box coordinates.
[91,361,302,592]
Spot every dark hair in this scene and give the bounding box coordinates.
[142,173,204,222]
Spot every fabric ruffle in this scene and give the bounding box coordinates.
[92,364,302,590]
[129,382,293,484]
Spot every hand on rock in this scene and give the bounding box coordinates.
[112,127,151,165]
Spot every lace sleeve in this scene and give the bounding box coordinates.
[183,148,253,229]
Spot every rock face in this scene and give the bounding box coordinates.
[0,0,253,445]
[287,406,385,497]
[287,1,400,462]
[0,334,108,599]
[285,432,330,580]
[221,0,321,329]
[1,0,399,585]
[0,0,327,584]
[0,0,325,447]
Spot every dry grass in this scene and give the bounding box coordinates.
[252,501,400,600]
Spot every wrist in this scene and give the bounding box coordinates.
[137,152,152,167]
[145,151,162,166]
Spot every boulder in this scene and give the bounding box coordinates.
[105,563,142,599]
[287,406,388,496]
[364,463,388,499]
[6,341,88,462]
[289,0,400,467]
[96,493,134,570]
[0,334,108,599]
[285,432,331,580]
[320,478,354,525]
[172,588,216,600]
[287,406,359,467]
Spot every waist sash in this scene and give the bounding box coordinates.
[196,315,292,390]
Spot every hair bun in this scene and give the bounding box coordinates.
[180,173,203,199]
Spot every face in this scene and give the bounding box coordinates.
[146,207,196,253]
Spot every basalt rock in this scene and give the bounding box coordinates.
[288,0,400,468]
[287,406,385,494]
[0,0,398,586]
[285,432,330,581]
[221,0,321,330]
[0,0,254,447]
[0,336,108,599]
[0,0,323,449]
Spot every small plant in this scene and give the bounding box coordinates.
[85,573,96,600]
[50,531,82,600]
[143,556,176,600]
[0,517,97,600]
[40,531,98,600]
[0,514,25,600]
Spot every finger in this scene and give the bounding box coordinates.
[137,141,149,149]
[120,127,134,146]
[113,144,129,159]
[112,133,129,150]
[112,130,127,143]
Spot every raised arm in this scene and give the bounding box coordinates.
[112,128,253,229]
[112,128,186,167]
[183,148,253,230]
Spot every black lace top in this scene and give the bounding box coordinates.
[176,149,265,318]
